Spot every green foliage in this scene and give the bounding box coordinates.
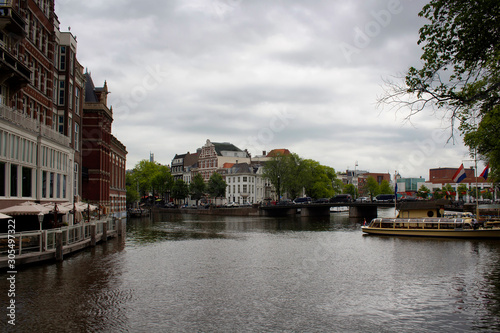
[432,188,444,200]
[457,184,468,199]
[189,173,206,204]
[130,160,173,200]
[125,172,139,207]
[379,180,393,195]
[381,0,500,182]
[343,184,358,198]
[171,179,189,202]
[364,176,379,199]
[207,172,227,198]
[417,185,430,199]
[442,183,454,200]
[464,106,500,182]
[417,185,431,199]
[263,153,341,199]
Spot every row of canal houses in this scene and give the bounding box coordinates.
[172,139,289,205]
[0,1,127,220]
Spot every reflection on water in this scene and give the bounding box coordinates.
[3,209,500,332]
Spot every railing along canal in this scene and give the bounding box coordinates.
[0,218,117,257]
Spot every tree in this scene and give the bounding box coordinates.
[432,188,444,200]
[379,0,500,180]
[442,183,454,200]
[343,184,358,198]
[207,172,227,203]
[364,176,379,200]
[302,160,339,199]
[457,183,468,201]
[131,160,173,202]
[417,184,430,199]
[171,179,189,204]
[189,173,206,205]
[379,180,393,195]
[125,172,139,207]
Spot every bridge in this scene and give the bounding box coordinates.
[260,202,396,219]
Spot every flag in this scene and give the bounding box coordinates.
[452,164,467,183]
[395,182,398,202]
[480,163,489,180]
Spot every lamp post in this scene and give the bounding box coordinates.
[38,212,44,231]
[277,175,280,203]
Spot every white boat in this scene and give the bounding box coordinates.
[361,217,500,238]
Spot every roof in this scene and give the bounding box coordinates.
[212,142,244,155]
[84,72,99,103]
[267,149,291,157]
[183,152,199,167]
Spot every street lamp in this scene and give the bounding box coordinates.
[277,175,280,203]
[38,212,44,231]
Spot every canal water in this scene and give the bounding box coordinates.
[3,209,500,332]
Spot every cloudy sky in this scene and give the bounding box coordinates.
[55,0,474,178]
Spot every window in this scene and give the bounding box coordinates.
[49,172,54,198]
[59,46,66,70]
[0,162,5,196]
[53,78,57,102]
[22,167,32,197]
[75,87,80,114]
[59,80,65,105]
[58,115,64,134]
[10,164,18,197]
[42,171,47,198]
[69,83,73,109]
[74,163,78,197]
[56,174,60,198]
[74,123,79,151]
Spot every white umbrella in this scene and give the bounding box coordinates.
[0,212,12,219]
[0,201,50,215]
[42,202,72,214]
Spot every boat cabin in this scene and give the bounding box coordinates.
[396,200,451,218]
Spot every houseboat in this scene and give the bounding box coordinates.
[361,217,500,238]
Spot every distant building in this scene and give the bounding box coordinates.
[197,139,250,181]
[171,153,186,181]
[82,73,127,216]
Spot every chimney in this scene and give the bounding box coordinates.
[263,151,266,156]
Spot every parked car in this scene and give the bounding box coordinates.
[329,194,353,203]
[293,197,312,204]
[277,199,293,205]
[374,194,395,203]
[313,198,330,204]
[356,196,369,203]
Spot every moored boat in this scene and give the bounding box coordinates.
[361,217,500,238]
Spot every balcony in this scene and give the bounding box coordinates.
[0,1,27,37]
[0,45,31,93]
[0,105,70,147]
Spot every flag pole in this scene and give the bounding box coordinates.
[475,151,480,220]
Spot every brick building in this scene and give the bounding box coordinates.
[82,72,127,216]
[0,1,84,209]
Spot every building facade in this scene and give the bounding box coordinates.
[82,73,127,215]
[0,1,84,209]
[197,139,250,181]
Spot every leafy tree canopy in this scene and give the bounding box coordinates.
[207,172,227,198]
[379,180,393,195]
[364,176,380,199]
[189,173,206,204]
[171,179,189,202]
[417,184,430,199]
[380,0,500,181]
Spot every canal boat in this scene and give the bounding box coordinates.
[361,217,500,238]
